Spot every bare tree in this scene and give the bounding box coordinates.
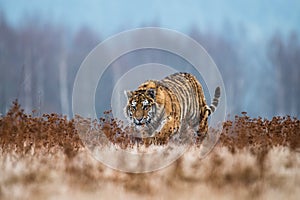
[268,31,300,117]
[59,46,69,116]
[68,27,100,115]
[189,27,242,115]
[0,12,20,113]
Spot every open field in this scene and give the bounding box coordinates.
[0,101,300,200]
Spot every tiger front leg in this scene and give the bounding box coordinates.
[153,116,180,144]
[197,105,211,139]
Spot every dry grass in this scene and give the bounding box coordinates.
[0,101,300,200]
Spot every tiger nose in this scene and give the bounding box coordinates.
[135,111,143,121]
[136,116,143,121]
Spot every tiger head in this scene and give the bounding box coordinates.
[125,89,157,126]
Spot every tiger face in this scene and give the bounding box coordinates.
[125,89,157,126]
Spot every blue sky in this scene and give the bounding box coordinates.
[0,0,299,39]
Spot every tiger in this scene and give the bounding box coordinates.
[124,72,220,144]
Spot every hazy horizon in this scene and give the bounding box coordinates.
[0,1,299,118]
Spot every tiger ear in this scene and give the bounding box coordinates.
[147,89,156,99]
[124,90,133,99]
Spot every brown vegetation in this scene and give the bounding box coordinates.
[0,101,299,200]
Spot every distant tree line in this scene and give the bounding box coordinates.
[0,13,299,118]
